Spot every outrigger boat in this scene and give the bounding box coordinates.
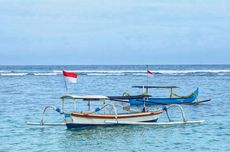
[27,94,204,129]
[128,86,201,105]
[108,86,210,105]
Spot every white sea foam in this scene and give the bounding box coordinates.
[0,70,11,73]
[53,70,146,73]
[87,73,125,76]
[34,73,59,76]
[156,70,230,74]
[133,73,148,76]
[52,69,230,74]
[0,73,28,76]
[52,70,63,73]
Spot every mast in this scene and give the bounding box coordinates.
[63,70,68,93]
[146,65,149,87]
[143,65,149,112]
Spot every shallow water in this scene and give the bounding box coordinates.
[0,65,230,152]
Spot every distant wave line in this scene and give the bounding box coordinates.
[52,69,230,74]
[0,69,230,77]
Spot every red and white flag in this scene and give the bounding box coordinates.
[147,70,153,75]
[147,69,154,78]
[63,71,78,83]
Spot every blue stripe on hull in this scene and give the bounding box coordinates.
[66,123,120,129]
[130,97,195,105]
[66,119,158,129]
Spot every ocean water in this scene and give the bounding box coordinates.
[0,65,230,152]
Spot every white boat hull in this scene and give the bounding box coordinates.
[65,110,163,128]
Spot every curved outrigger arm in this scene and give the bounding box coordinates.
[40,105,65,125]
[162,104,187,122]
[26,105,66,126]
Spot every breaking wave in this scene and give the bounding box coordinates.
[0,73,28,76]
[0,69,230,77]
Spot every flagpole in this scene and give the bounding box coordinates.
[146,65,149,87]
[63,71,68,93]
[144,65,149,112]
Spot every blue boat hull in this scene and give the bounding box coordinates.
[129,88,199,105]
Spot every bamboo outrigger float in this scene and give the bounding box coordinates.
[26,94,204,129]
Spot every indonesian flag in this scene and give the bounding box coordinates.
[63,71,78,83]
[147,70,153,75]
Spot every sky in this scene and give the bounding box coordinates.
[0,0,230,65]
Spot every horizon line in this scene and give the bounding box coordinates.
[0,63,230,66]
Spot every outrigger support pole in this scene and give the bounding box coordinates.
[61,99,65,113]
[163,107,172,122]
[163,104,187,122]
[170,88,173,98]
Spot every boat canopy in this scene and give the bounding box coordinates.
[132,86,179,89]
[60,95,109,100]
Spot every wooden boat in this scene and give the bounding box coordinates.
[128,86,199,105]
[63,95,163,128]
[67,111,162,128]
[27,94,204,129]
[27,95,164,129]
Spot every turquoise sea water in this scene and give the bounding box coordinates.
[0,65,230,152]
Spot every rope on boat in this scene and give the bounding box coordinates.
[163,104,187,122]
